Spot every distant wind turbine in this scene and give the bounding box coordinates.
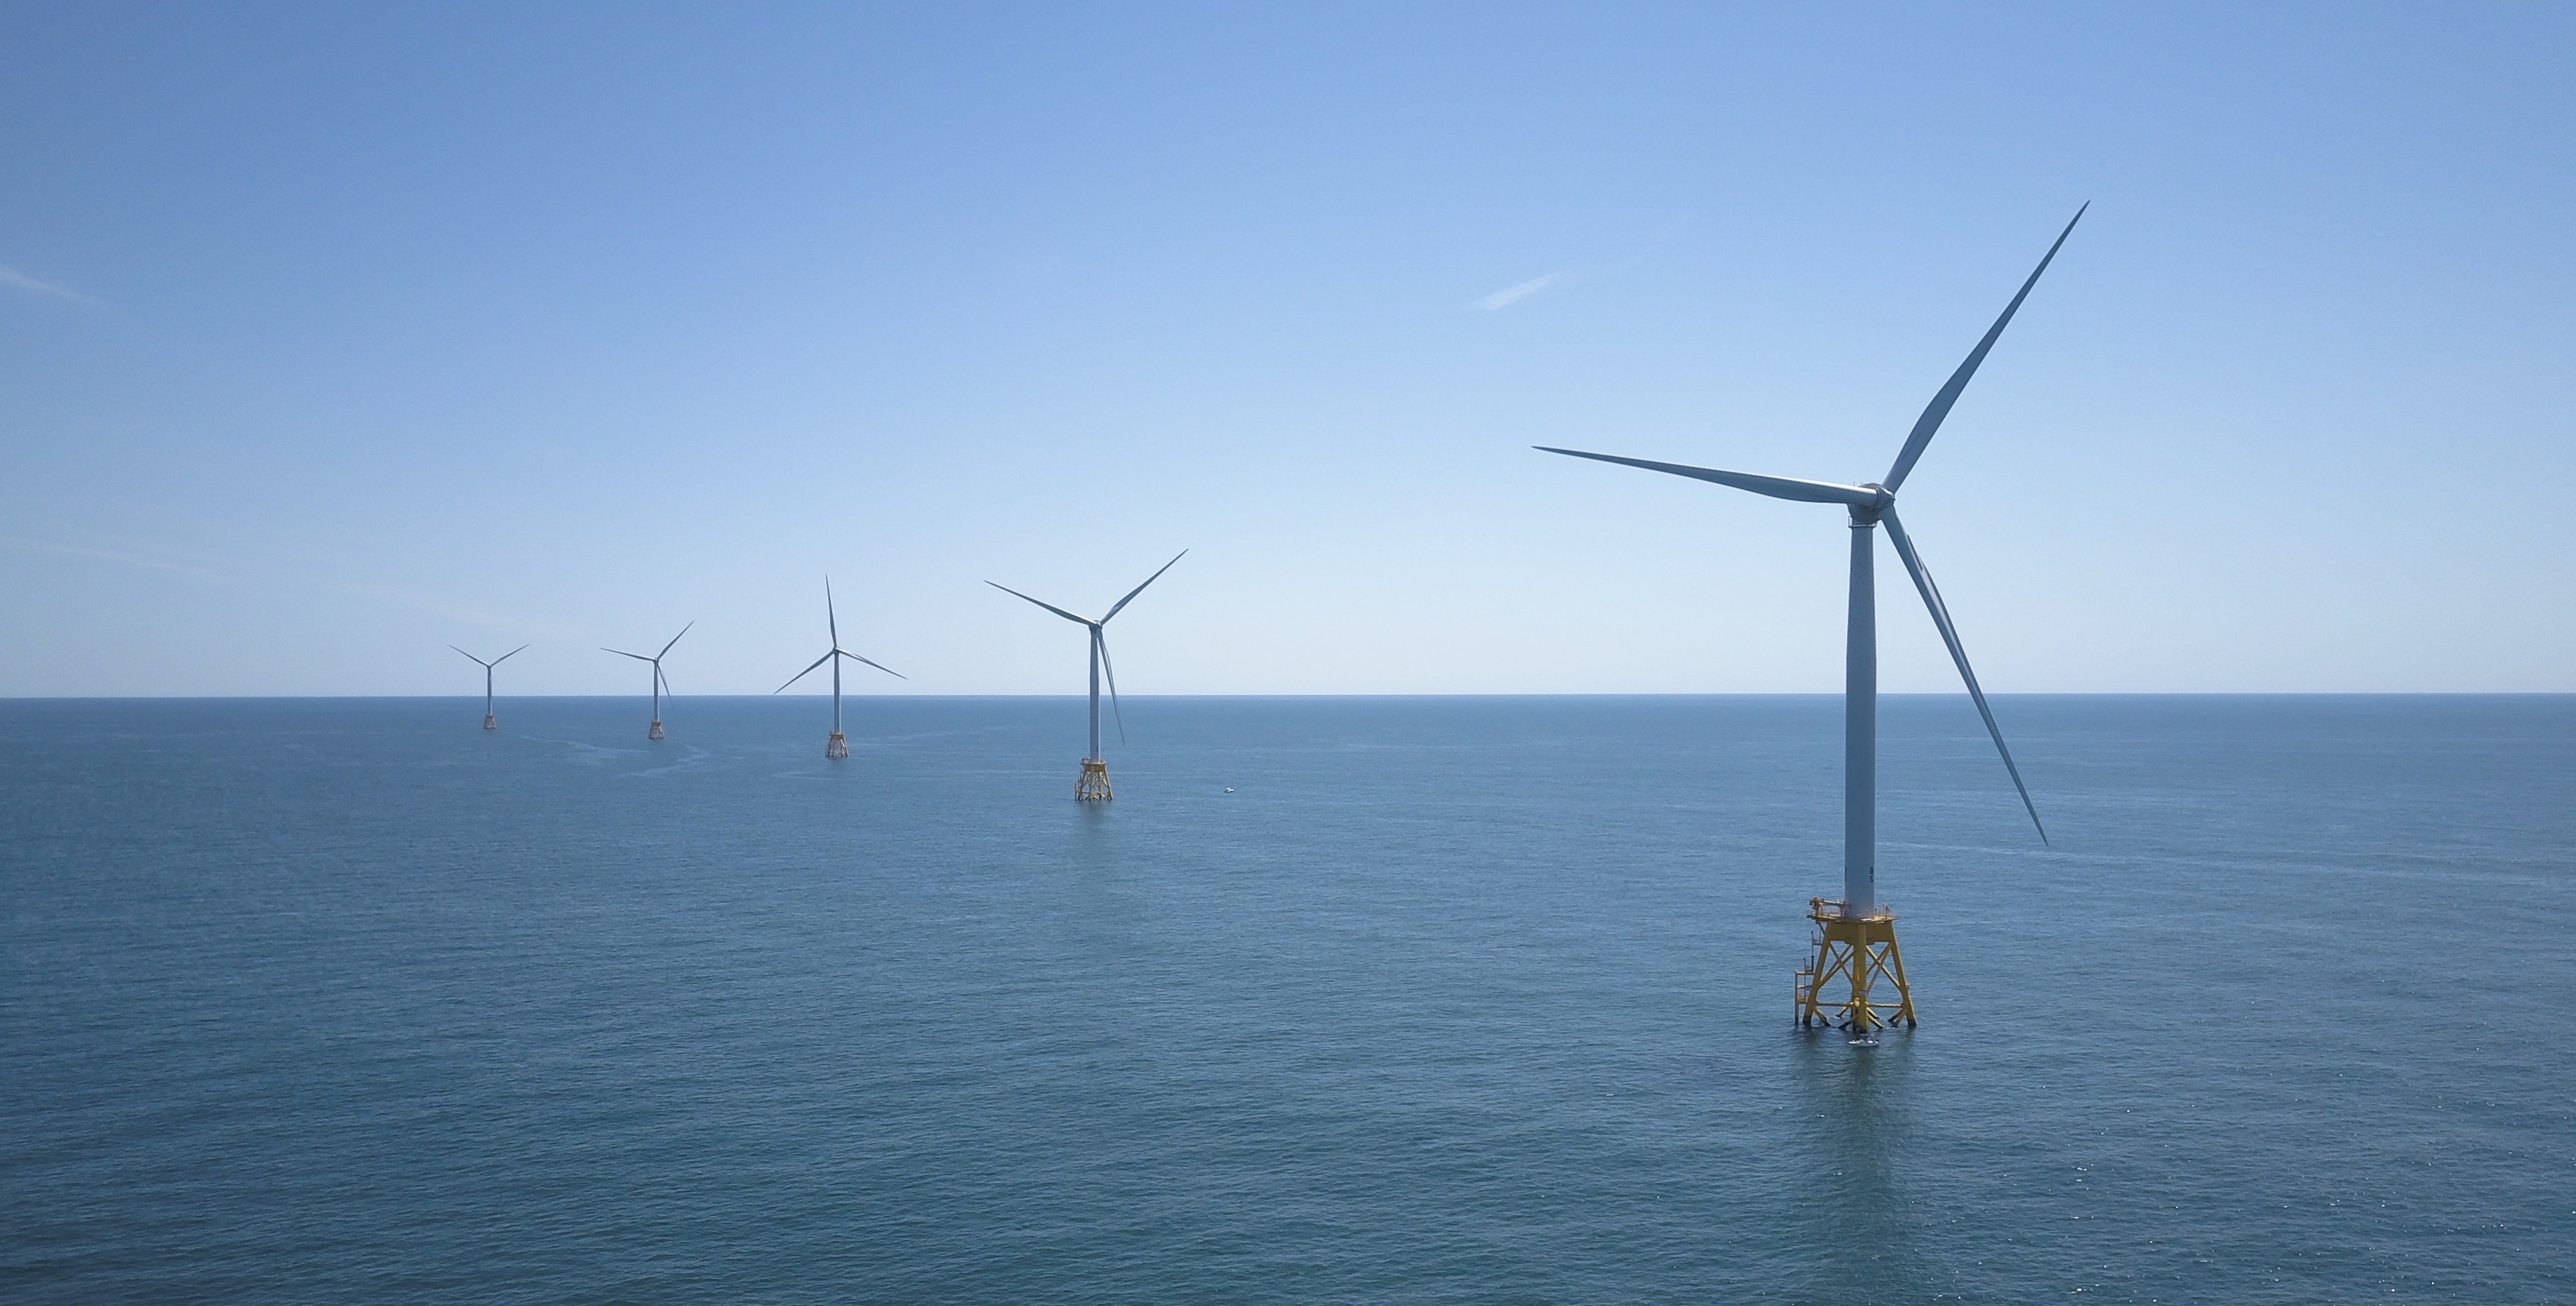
[450,643,527,730]
[603,623,692,741]
[989,550,1186,801]
[1538,205,2081,1039]
[775,578,904,759]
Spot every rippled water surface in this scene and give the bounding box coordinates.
[5,695,2572,1303]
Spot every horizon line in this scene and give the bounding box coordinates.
[4,691,2571,702]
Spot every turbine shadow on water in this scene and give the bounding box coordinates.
[1786,1034,1946,1296]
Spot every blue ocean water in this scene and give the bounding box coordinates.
[3,694,2571,1303]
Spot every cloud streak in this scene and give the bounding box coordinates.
[1472,272,1571,311]
[1,264,93,304]
[5,531,532,632]
[1467,225,1678,312]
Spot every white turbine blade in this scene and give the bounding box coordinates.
[846,651,907,681]
[775,650,834,694]
[450,645,493,668]
[1103,549,1188,623]
[1534,447,1877,506]
[1882,509,2047,844]
[825,577,838,647]
[658,621,694,659]
[603,648,653,661]
[492,644,529,665]
[1095,628,1126,744]
[987,581,1095,626]
[1884,204,2087,493]
[656,663,672,697]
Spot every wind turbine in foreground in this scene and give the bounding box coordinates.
[1540,206,2079,1038]
[775,578,904,759]
[990,551,1186,801]
[603,623,692,741]
[450,643,527,730]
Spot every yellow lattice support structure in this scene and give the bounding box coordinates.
[1794,897,1915,1033]
[1077,758,1113,802]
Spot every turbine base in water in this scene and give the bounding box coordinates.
[825,732,849,760]
[1077,758,1112,802]
[1794,898,1915,1034]
[648,721,665,741]
[482,715,497,731]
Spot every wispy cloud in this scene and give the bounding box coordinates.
[12,535,232,585]
[5,531,531,632]
[1468,225,1679,313]
[0,263,95,305]
[328,580,526,631]
[1473,271,1571,311]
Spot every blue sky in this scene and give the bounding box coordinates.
[4,3,2570,696]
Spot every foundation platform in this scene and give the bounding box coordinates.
[649,720,665,741]
[483,714,497,730]
[1794,897,1915,1034]
[825,731,849,760]
[1077,758,1112,802]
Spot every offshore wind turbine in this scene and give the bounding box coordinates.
[1539,206,2079,1038]
[775,578,904,759]
[603,622,691,741]
[989,550,1186,801]
[450,643,527,730]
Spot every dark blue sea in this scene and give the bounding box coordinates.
[5,696,2571,1303]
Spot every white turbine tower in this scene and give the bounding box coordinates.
[1539,206,2079,1038]
[775,578,905,759]
[989,550,1186,801]
[603,623,692,741]
[450,643,527,730]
